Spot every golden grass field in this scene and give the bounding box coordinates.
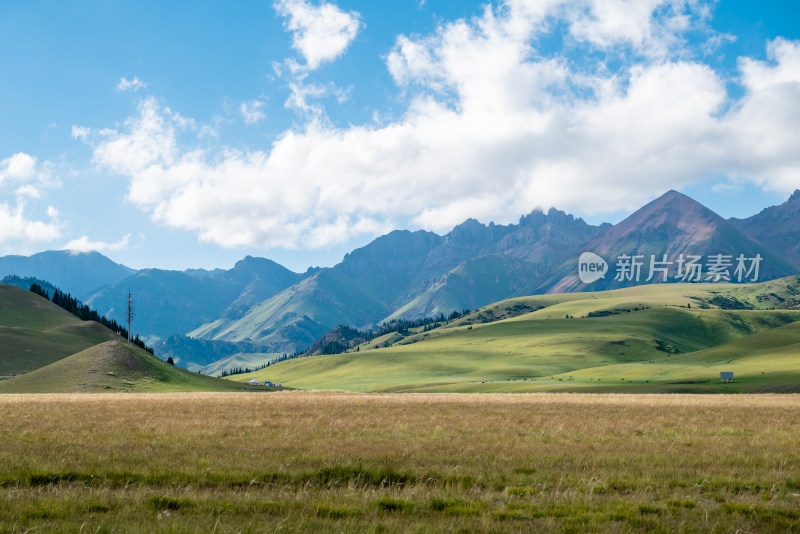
[1,392,799,532]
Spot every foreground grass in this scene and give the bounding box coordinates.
[1,393,799,532]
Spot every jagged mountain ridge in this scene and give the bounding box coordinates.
[189,208,606,349]
[542,190,797,293]
[4,190,799,366]
[730,190,800,269]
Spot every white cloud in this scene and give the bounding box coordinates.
[0,152,37,183]
[0,152,57,191]
[14,185,41,199]
[0,152,61,251]
[80,0,800,250]
[117,76,148,92]
[0,201,61,252]
[88,97,183,177]
[71,125,90,141]
[63,233,131,254]
[724,38,800,193]
[240,99,266,125]
[567,0,672,54]
[271,58,351,118]
[274,0,361,69]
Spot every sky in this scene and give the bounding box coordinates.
[1,0,799,272]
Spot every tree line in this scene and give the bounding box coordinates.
[310,308,473,357]
[219,351,304,377]
[216,308,475,375]
[365,309,471,340]
[29,283,154,354]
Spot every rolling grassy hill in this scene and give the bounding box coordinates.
[537,320,800,393]
[0,284,283,393]
[233,278,800,393]
[0,341,273,393]
[0,285,117,376]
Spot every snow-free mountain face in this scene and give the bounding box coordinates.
[189,268,392,353]
[542,191,797,293]
[86,257,303,343]
[0,250,134,299]
[190,208,609,346]
[730,190,800,270]
[5,190,800,362]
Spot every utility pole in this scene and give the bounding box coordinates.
[126,290,134,345]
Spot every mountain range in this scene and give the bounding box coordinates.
[1,189,798,371]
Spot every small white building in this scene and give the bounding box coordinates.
[720,371,734,383]
[249,379,260,386]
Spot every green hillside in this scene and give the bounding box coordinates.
[0,285,117,376]
[0,341,276,393]
[534,320,800,393]
[386,254,542,321]
[233,278,800,392]
[190,269,390,352]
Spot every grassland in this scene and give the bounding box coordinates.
[0,285,117,376]
[0,284,282,393]
[0,341,280,393]
[235,279,800,393]
[0,392,799,532]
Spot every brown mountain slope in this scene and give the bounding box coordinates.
[730,189,800,269]
[539,190,797,293]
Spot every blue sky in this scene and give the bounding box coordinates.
[1,0,799,271]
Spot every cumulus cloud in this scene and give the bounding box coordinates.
[0,152,57,191]
[724,38,800,192]
[79,0,800,250]
[0,152,37,183]
[117,76,148,92]
[0,202,61,251]
[274,0,361,69]
[87,98,184,177]
[240,99,267,124]
[0,152,61,251]
[63,233,131,254]
[566,0,687,55]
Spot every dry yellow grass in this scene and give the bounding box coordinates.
[1,392,799,532]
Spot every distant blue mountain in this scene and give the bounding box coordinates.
[0,250,135,299]
[85,256,303,343]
